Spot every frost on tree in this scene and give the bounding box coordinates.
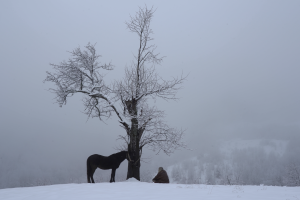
[286,163,300,186]
[44,6,186,181]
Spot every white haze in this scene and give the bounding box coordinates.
[0,1,300,188]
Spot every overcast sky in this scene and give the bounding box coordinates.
[1,0,300,170]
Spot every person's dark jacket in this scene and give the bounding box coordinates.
[152,169,170,183]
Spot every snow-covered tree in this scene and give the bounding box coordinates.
[44,6,186,180]
[286,163,300,186]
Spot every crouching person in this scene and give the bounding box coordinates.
[152,167,169,183]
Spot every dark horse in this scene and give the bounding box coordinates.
[87,151,131,183]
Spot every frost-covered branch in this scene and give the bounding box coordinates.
[113,6,186,156]
[114,65,186,103]
[44,43,124,122]
[117,103,186,155]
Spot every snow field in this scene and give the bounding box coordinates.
[0,179,299,200]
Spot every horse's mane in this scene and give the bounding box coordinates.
[109,151,127,157]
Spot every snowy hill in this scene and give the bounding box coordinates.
[0,179,299,200]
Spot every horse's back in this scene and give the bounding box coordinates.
[87,154,111,170]
[87,154,105,164]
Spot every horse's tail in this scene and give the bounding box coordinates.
[87,158,91,183]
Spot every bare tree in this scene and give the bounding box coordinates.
[44,6,186,181]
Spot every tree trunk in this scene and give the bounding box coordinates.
[126,139,140,180]
[126,99,140,180]
[126,159,140,180]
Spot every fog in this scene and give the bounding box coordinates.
[1,1,300,188]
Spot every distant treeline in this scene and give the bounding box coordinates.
[167,140,300,186]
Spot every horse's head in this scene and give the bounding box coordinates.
[126,151,140,167]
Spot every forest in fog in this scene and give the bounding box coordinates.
[168,139,300,186]
[1,139,300,188]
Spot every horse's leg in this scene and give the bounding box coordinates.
[87,174,91,183]
[91,166,97,183]
[113,169,116,182]
[113,168,116,182]
[110,168,116,183]
[87,161,92,183]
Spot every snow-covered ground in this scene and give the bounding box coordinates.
[0,178,299,200]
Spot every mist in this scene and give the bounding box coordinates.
[1,1,300,188]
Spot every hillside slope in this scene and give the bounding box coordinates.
[0,179,299,200]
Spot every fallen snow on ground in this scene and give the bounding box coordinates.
[0,179,299,200]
